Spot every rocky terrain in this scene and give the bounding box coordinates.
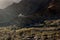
[0,19,60,40]
[0,26,60,40]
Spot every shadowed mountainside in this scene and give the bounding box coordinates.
[0,0,60,27]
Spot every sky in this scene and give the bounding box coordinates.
[0,0,22,9]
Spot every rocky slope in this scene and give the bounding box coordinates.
[0,0,60,27]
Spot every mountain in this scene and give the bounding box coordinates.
[0,0,60,27]
[0,3,18,26]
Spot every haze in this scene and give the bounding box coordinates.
[0,0,21,9]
